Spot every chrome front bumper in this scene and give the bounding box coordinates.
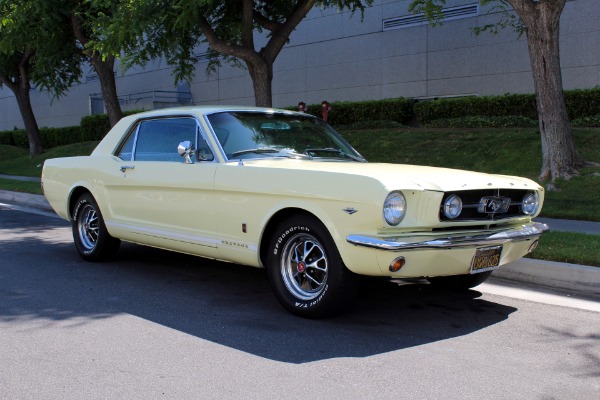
[346,222,549,251]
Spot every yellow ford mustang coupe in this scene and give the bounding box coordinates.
[42,106,548,317]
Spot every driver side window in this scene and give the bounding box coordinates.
[116,117,213,162]
[135,118,196,162]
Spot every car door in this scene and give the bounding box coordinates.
[103,116,219,255]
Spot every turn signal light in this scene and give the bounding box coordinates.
[389,257,406,272]
[528,240,539,253]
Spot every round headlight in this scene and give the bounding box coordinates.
[383,191,407,226]
[522,192,539,215]
[443,194,463,219]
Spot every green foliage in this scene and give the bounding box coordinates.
[0,0,82,96]
[0,127,83,149]
[424,115,537,128]
[327,98,416,126]
[97,0,374,87]
[291,98,415,126]
[80,114,112,142]
[407,0,445,26]
[407,1,525,37]
[415,89,600,125]
[0,177,42,194]
[0,141,99,177]
[564,88,600,121]
[528,231,600,266]
[572,114,600,128]
[0,110,138,151]
[80,110,142,142]
[0,144,28,159]
[472,0,526,38]
[414,94,538,124]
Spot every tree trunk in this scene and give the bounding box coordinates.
[509,0,583,182]
[14,84,43,156]
[0,51,44,156]
[71,12,123,128]
[247,59,273,107]
[92,55,123,127]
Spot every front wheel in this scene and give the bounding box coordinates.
[426,271,493,290]
[266,215,359,318]
[72,193,120,262]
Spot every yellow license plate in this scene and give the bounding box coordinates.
[470,246,502,274]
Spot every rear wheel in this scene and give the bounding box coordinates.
[426,271,493,290]
[72,193,120,262]
[266,215,359,318]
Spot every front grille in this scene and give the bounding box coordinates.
[439,189,532,222]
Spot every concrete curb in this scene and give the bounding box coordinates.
[0,190,53,211]
[495,259,600,297]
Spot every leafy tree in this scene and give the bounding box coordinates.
[69,0,124,128]
[101,0,373,107]
[408,0,584,183]
[0,0,82,156]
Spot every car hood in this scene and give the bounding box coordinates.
[235,159,541,192]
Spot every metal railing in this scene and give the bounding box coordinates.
[89,90,193,114]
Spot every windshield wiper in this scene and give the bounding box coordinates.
[230,147,280,157]
[304,148,366,162]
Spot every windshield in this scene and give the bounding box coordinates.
[206,111,366,162]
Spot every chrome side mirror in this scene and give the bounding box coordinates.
[178,141,196,164]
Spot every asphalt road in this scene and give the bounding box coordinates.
[1,205,599,399]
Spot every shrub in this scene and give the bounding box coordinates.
[0,129,28,147]
[80,110,143,142]
[414,89,600,125]
[80,114,112,142]
[0,127,83,149]
[414,94,538,124]
[290,98,416,126]
[565,88,600,120]
[571,114,600,127]
[40,126,84,147]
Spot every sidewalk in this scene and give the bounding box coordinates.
[1,186,599,300]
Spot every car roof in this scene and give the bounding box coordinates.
[125,105,303,120]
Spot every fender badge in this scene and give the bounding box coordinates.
[343,208,358,215]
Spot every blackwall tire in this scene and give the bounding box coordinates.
[426,271,493,290]
[72,193,120,262]
[266,215,359,318]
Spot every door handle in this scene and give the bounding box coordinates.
[120,165,135,173]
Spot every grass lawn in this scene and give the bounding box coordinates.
[0,177,42,195]
[0,141,99,177]
[527,231,600,266]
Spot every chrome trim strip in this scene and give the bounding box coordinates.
[106,220,221,248]
[346,222,549,251]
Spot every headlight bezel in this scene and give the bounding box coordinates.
[383,191,407,226]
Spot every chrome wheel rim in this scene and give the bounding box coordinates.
[77,204,99,251]
[280,233,328,301]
